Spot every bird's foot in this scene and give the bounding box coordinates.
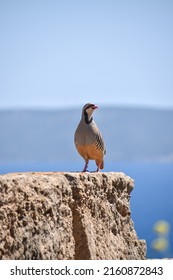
[90,168,100,172]
[96,165,101,172]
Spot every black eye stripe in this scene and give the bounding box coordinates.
[85,104,95,110]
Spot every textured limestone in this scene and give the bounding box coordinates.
[0,172,146,260]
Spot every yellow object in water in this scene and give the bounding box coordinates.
[153,220,170,234]
[151,237,168,251]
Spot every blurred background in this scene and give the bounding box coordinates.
[0,0,173,258]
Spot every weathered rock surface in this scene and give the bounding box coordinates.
[0,172,146,260]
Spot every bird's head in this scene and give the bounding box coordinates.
[83,103,98,114]
[82,103,98,124]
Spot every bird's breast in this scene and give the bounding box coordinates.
[75,121,98,146]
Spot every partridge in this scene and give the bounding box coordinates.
[74,103,106,172]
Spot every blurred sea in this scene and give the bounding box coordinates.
[0,161,172,259]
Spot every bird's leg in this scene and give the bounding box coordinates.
[82,160,89,172]
[96,163,101,172]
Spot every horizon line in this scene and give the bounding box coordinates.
[0,103,173,111]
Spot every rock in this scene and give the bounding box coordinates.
[0,172,146,260]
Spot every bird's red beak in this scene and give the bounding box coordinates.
[92,105,98,110]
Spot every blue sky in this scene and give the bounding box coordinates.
[1,0,173,109]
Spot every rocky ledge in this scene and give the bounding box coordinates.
[0,172,146,260]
